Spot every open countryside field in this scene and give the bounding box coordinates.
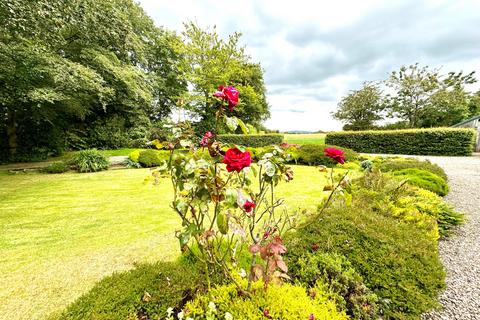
[283,133,326,145]
[0,165,331,320]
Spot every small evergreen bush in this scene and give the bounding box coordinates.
[378,158,447,180]
[137,150,163,167]
[72,149,109,173]
[392,168,449,196]
[285,205,445,319]
[289,252,378,319]
[185,281,347,320]
[297,144,358,166]
[42,161,70,174]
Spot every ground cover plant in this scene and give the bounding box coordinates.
[377,158,447,181]
[391,168,449,196]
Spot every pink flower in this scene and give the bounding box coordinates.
[309,314,315,320]
[213,85,239,111]
[200,131,214,147]
[222,148,252,172]
[243,200,256,213]
[324,147,346,164]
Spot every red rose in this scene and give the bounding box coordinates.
[222,148,252,172]
[200,131,214,147]
[243,200,256,213]
[213,85,239,111]
[324,147,346,164]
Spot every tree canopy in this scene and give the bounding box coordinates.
[333,63,477,130]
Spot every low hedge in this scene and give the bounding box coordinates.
[325,128,476,156]
[217,134,284,147]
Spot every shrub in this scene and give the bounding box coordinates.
[217,134,284,147]
[377,158,447,181]
[325,128,476,156]
[128,149,141,162]
[185,281,347,320]
[392,168,449,196]
[137,150,163,168]
[351,170,440,240]
[42,161,70,174]
[297,144,358,166]
[289,252,378,319]
[72,149,109,173]
[285,205,445,319]
[57,261,208,320]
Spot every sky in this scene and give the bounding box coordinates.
[137,0,480,132]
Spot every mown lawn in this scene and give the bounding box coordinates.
[284,133,326,145]
[0,165,330,320]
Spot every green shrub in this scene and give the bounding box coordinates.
[392,168,449,196]
[137,150,163,168]
[128,149,141,162]
[217,134,284,147]
[72,149,110,173]
[325,128,476,156]
[42,161,70,174]
[297,144,358,166]
[56,261,208,320]
[185,281,347,320]
[378,158,447,181]
[289,252,378,319]
[285,205,445,319]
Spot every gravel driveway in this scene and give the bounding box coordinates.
[370,154,480,319]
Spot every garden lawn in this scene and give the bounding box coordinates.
[284,133,326,145]
[0,165,328,320]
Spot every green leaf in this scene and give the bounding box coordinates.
[225,116,239,132]
[237,118,249,134]
[217,212,229,234]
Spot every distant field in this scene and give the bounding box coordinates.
[283,133,326,145]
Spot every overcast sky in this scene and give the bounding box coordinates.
[137,0,480,131]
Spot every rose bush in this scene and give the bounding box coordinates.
[153,85,295,293]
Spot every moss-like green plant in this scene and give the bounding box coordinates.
[137,149,162,167]
[392,168,449,196]
[285,204,445,319]
[378,158,447,181]
[185,281,348,320]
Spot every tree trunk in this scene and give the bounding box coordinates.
[6,110,17,157]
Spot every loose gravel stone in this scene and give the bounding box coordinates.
[370,154,480,319]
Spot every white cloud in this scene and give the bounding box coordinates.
[138,0,480,131]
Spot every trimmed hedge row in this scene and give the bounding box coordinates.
[325,128,476,156]
[217,134,284,147]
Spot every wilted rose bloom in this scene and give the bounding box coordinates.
[243,200,256,213]
[285,167,294,181]
[212,85,239,111]
[200,131,214,147]
[309,314,316,320]
[222,148,252,172]
[324,147,346,164]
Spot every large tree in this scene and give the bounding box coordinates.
[333,82,384,130]
[179,22,269,133]
[385,64,476,128]
[0,0,185,159]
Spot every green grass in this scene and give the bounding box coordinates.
[0,165,331,320]
[284,133,326,145]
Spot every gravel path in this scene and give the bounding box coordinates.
[372,155,480,319]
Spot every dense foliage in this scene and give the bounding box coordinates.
[72,149,109,173]
[42,161,70,174]
[392,168,449,196]
[285,204,446,319]
[377,157,447,181]
[326,128,476,156]
[185,281,347,320]
[333,63,478,130]
[0,2,270,162]
[217,134,284,147]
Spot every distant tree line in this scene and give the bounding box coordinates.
[333,63,480,131]
[0,0,269,162]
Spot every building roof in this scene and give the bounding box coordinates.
[451,115,480,128]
